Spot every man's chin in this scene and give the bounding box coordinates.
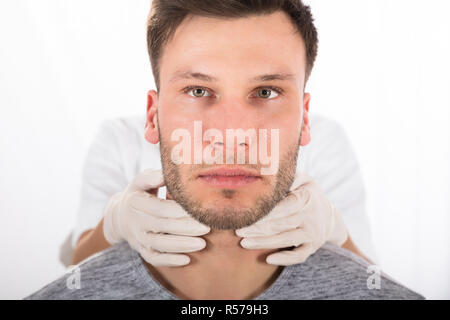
[162,167,293,230]
[191,189,263,209]
[182,193,274,230]
[188,210,262,230]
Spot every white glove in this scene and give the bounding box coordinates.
[235,172,348,266]
[103,168,211,266]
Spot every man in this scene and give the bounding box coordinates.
[27,0,423,299]
[70,0,374,269]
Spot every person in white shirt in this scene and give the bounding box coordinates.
[60,112,376,267]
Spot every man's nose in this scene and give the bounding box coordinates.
[204,96,260,132]
[202,98,260,160]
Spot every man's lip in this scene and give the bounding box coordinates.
[197,167,261,178]
[197,167,262,188]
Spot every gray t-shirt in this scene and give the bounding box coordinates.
[25,242,424,300]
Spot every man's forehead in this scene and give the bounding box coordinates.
[160,11,307,87]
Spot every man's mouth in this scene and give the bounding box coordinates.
[197,166,261,188]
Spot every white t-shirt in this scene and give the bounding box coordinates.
[65,113,376,263]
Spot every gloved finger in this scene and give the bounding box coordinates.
[266,243,317,266]
[137,212,211,236]
[138,214,210,236]
[141,233,207,253]
[129,191,191,219]
[129,168,165,192]
[289,172,314,191]
[240,228,311,250]
[138,245,191,267]
[235,213,304,237]
[247,188,311,225]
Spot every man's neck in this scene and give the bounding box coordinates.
[143,229,284,300]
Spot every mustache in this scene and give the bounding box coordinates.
[181,163,262,171]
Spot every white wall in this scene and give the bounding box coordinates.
[0,0,449,299]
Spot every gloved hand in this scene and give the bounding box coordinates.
[103,168,211,267]
[236,172,348,266]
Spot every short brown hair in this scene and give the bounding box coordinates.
[147,0,318,92]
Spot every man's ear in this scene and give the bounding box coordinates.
[299,92,311,146]
[145,90,160,144]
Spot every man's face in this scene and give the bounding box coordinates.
[145,11,311,230]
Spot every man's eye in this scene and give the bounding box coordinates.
[183,86,283,99]
[254,87,282,99]
[185,87,212,98]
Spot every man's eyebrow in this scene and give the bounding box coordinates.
[170,71,218,82]
[169,70,297,83]
[251,73,297,82]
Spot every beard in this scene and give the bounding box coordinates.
[158,121,301,230]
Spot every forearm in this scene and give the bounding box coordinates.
[72,217,111,265]
[341,234,373,264]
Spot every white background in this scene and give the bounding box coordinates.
[0,0,449,299]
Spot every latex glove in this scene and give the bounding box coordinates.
[103,168,211,266]
[236,172,348,266]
